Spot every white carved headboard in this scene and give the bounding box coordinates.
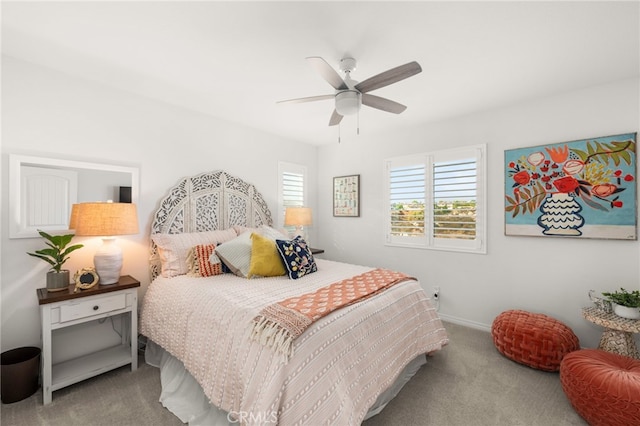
[149,170,273,280]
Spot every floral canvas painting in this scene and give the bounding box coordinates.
[505,133,637,239]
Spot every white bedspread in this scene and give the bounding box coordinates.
[140,259,448,425]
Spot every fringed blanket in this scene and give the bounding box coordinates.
[251,268,414,356]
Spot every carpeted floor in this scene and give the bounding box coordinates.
[1,322,586,425]
[363,322,586,426]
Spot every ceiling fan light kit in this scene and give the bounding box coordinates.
[335,90,361,116]
[278,56,422,136]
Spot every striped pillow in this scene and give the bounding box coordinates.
[187,244,223,277]
[215,231,253,278]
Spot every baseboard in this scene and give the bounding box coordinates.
[438,313,491,333]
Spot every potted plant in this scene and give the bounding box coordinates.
[27,230,83,292]
[602,288,640,320]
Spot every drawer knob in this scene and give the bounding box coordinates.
[93,305,99,311]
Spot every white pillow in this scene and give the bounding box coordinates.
[257,225,290,241]
[152,229,237,277]
[215,231,253,278]
[232,225,258,235]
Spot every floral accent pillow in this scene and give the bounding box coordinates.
[186,244,223,277]
[275,236,317,280]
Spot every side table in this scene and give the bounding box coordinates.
[581,306,640,359]
[37,275,140,404]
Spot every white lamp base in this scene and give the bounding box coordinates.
[94,237,122,285]
[294,226,308,244]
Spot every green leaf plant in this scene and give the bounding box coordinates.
[602,288,640,308]
[27,230,84,273]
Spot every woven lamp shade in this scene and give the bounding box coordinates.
[70,202,138,236]
[69,202,138,285]
[284,207,312,227]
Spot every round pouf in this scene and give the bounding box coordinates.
[560,349,640,426]
[491,310,579,371]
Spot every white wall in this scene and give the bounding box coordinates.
[317,77,640,349]
[2,55,638,356]
[1,57,318,356]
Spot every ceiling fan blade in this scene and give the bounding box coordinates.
[307,57,349,91]
[361,94,407,114]
[277,94,334,104]
[355,61,422,94]
[328,109,343,126]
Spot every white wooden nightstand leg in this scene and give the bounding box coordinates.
[130,294,138,371]
[41,304,53,405]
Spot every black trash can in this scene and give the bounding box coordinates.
[1,346,41,404]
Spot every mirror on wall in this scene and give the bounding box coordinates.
[9,154,139,239]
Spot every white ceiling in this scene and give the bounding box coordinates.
[2,1,639,145]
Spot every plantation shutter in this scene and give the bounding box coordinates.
[384,145,486,254]
[385,155,428,247]
[433,158,477,240]
[278,162,307,230]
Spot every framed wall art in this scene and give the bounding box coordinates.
[504,132,637,240]
[333,174,360,217]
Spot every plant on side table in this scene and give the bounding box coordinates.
[602,288,640,320]
[27,230,84,292]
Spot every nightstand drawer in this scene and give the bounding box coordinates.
[59,293,126,323]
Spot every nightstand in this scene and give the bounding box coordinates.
[37,275,140,405]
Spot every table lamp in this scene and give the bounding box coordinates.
[284,207,312,242]
[69,202,139,285]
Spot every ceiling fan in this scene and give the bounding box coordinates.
[278,57,422,127]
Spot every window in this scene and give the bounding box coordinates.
[278,161,307,229]
[384,145,486,253]
[388,155,428,246]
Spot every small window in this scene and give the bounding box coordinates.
[385,145,486,254]
[278,162,307,229]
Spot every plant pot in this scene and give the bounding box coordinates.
[613,303,640,320]
[46,270,70,292]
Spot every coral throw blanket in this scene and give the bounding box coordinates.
[251,268,414,357]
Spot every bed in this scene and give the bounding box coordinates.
[140,170,448,425]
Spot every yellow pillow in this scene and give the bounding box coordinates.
[248,233,286,278]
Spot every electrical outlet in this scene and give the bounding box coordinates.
[433,286,440,300]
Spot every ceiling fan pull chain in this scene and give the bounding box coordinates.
[338,123,341,143]
[357,110,360,136]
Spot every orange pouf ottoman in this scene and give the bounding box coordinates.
[560,349,640,426]
[491,310,579,371]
